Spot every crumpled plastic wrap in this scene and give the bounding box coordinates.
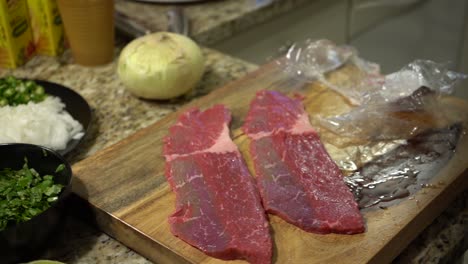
[281,39,381,105]
[319,60,466,142]
[279,39,467,145]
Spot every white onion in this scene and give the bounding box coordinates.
[117,32,205,100]
[0,96,84,151]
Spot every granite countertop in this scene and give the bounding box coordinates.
[115,0,309,45]
[0,0,467,262]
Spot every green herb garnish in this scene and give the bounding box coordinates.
[0,76,47,106]
[0,159,64,231]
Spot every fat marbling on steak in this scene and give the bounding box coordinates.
[163,105,272,264]
[242,90,365,234]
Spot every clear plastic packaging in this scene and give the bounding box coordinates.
[279,39,467,144]
[281,39,381,105]
[318,61,466,142]
[319,86,442,142]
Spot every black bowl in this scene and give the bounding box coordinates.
[0,144,72,264]
[35,80,92,156]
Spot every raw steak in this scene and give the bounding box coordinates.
[242,90,365,234]
[163,105,272,264]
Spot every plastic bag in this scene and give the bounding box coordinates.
[280,39,381,105]
[279,39,467,144]
[353,60,466,106]
[318,60,466,143]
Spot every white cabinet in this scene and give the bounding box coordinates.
[350,0,466,71]
[349,0,428,38]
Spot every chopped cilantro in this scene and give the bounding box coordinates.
[0,159,64,230]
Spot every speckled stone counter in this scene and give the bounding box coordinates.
[396,190,468,264]
[115,0,309,45]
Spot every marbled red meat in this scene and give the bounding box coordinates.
[163,105,272,264]
[242,90,365,234]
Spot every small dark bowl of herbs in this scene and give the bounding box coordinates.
[0,143,72,263]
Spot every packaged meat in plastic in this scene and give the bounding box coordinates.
[318,60,466,143]
[279,39,467,144]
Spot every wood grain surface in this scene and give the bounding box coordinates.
[72,61,468,264]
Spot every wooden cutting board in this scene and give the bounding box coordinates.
[71,61,468,264]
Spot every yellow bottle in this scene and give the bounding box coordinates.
[0,0,35,68]
[27,0,64,56]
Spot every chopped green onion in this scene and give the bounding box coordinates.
[0,77,47,106]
